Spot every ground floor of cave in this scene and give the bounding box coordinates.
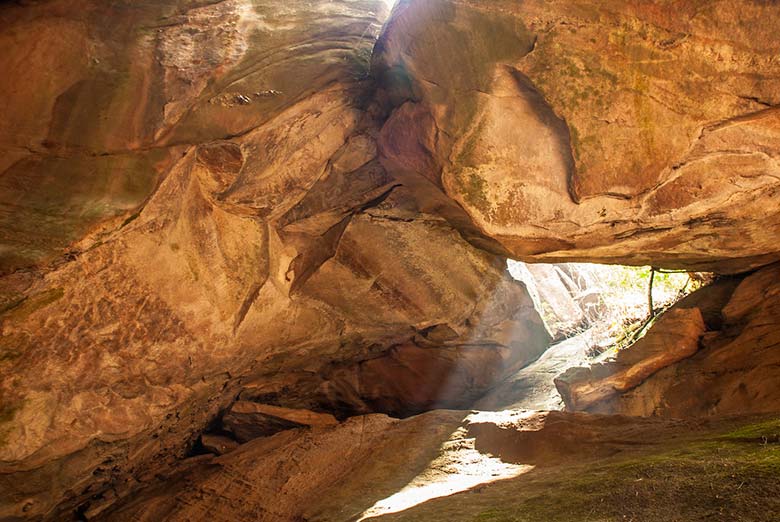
[351,264,778,521]
[356,413,780,521]
[98,262,780,522]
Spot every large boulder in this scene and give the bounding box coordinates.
[374,0,780,273]
[555,307,706,411]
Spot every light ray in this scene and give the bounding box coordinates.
[358,422,533,520]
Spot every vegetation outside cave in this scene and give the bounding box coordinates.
[508,260,714,356]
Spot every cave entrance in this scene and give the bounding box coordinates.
[509,260,707,347]
[480,260,712,411]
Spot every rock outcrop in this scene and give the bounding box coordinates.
[374,0,780,272]
[555,307,706,411]
[89,409,776,522]
[508,261,605,339]
[221,402,339,443]
[0,1,551,519]
[1,0,780,520]
[558,264,780,417]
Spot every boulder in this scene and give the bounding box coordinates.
[555,308,706,411]
[508,261,607,339]
[608,263,780,417]
[557,264,780,417]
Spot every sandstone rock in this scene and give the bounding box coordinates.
[222,402,338,443]
[467,410,692,467]
[475,334,593,412]
[235,332,550,419]
[374,0,780,273]
[92,409,718,522]
[555,308,706,411]
[199,434,239,456]
[0,1,551,519]
[1,0,779,519]
[508,261,606,339]
[605,263,780,417]
[97,412,469,522]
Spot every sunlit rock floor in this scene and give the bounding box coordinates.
[98,407,780,522]
[476,334,599,411]
[363,415,780,522]
[90,320,780,522]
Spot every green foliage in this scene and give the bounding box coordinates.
[722,419,780,442]
[597,265,702,351]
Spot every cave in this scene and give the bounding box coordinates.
[0,0,779,521]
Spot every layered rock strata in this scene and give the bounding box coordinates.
[0,1,551,519]
[374,0,780,272]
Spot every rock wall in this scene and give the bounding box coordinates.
[374,0,780,272]
[0,1,551,519]
[557,264,780,418]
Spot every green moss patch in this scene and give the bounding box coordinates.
[375,418,780,522]
[0,288,64,323]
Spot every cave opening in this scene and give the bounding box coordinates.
[501,260,711,410]
[509,260,708,345]
[351,262,717,520]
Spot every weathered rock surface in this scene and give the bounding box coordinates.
[1,0,780,520]
[561,264,780,417]
[475,334,596,412]
[97,411,471,522]
[555,308,706,411]
[230,333,549,419]
[199,434,239,456]
[509,261,606,339]
[374,0,780,272]
[0,1,551,520]
[93,409,774,522]
[221,402,338,442]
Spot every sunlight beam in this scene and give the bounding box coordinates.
[357,424,533,520]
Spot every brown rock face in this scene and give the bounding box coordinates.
[199,434,238,456]
[98,412,471,522]
[1,0,780,520]
[555,308,706,411]
[221,402,338,442]
[0,1,551,519]
[374,0,780,272]
[89,409,735,522]
[560,264,780,417]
